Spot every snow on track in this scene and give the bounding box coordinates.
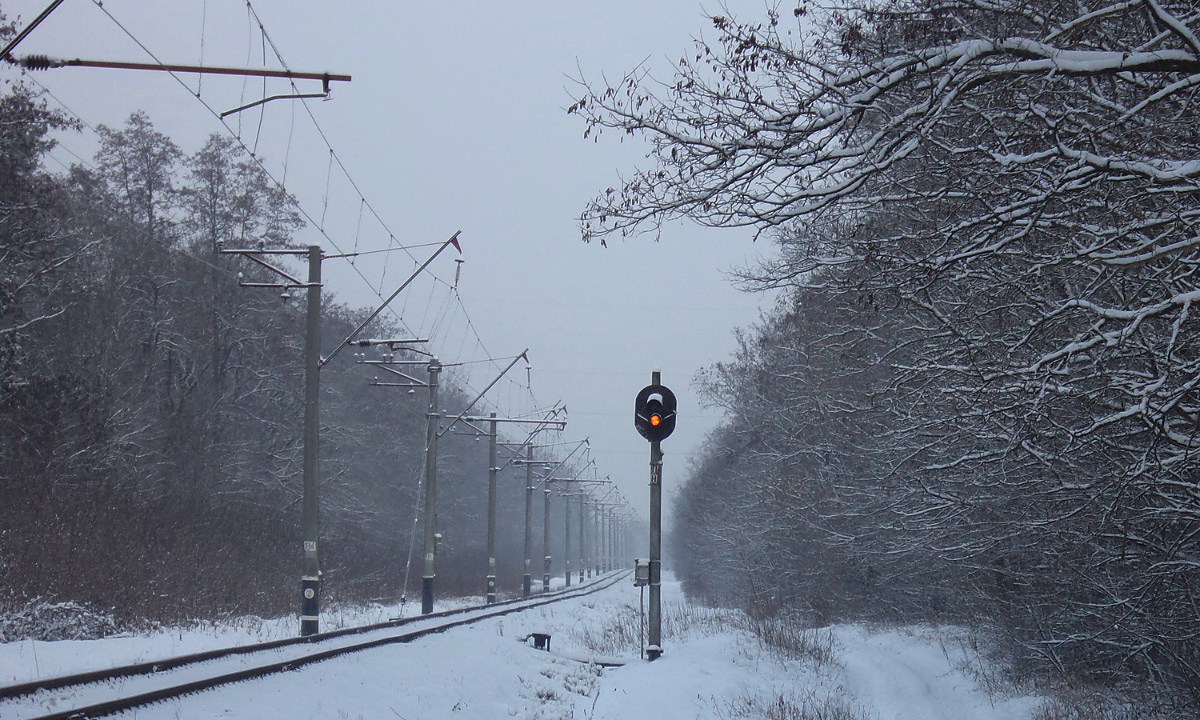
[0,577,1046,720]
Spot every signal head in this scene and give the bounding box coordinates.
[634,383,676,442]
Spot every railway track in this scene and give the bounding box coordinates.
[0,571,629,720]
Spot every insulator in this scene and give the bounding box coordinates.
[20,55,53,71]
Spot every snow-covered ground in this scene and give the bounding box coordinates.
[0,577,1046,720]
[0,592,488,687]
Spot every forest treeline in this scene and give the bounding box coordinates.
[568,0,1200,714]
[0,72,558,626]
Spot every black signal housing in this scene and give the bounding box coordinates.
[635,384,677,442]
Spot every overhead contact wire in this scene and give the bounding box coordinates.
[87,1,554,434]
[87,0,426,340]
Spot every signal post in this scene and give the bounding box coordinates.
[634,370,676,660]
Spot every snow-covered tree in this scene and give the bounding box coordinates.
[612,0,1200,705]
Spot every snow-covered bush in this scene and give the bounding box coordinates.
[1031,696,1142,720]
[0,597,120,642]
[569,601,641,655]
[661,600,743,640]
[720,688,870,720]
[745,614,837,670]
[569,599,744,656]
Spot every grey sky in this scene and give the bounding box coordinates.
[2,0,776,522]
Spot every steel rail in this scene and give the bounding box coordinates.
[3,571,629,720]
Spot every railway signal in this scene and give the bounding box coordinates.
[634,371,674,660]
[634,384,676,442]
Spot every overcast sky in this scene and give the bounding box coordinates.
[1,0,778,525]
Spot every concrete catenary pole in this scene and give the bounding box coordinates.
[609,509,616,572]
[595,501,604,573]
[421,358,441,614]
[564,493,572,587]
[608,508,614,572]
[523,445,534,597]
[486,412,498,604]
[579,498,588,583]
[604,508,614,571]
[300,245,322,637]
[542,484,552,591]
[617,517,624,568]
